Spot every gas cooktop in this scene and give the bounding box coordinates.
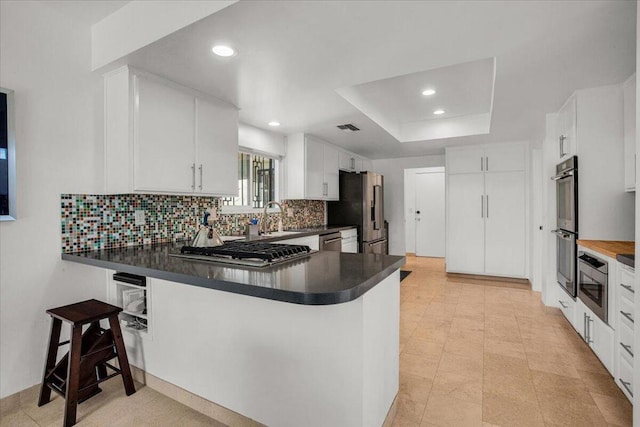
[169,241,314,268]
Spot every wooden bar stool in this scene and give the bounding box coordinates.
[38,299,136,426]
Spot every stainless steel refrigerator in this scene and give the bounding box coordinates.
[327,171,387,254]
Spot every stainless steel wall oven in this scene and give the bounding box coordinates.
[551,156,578,297]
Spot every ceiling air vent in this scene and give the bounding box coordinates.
[336,124,360,132]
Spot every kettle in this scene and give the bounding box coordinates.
[191,208,224,247]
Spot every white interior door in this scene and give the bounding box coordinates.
[415,172,446,257]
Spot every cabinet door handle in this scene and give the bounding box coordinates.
[486,195,489,218]
[619,379,633,397]
[620,310,634,323]
[323,183,328,196]
[481,195,484,218]
[559,135,567,157]
[480,157,484,171]
[586,315,593,344]
[198,164,203,190]
[583,312,588,341]
[485,156,489,171]
[558,300,568,309]
[620,283,635,294]
[191,163,196,190]
[620,342,634,358]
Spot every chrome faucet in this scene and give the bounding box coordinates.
[261,201,285,235]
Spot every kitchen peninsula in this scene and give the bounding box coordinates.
[63,242,404,427]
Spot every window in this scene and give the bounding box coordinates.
[0,88,16,221]
[220,152,279,209]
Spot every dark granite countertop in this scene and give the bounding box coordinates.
[617,254,635,268]
[62,242,404,305]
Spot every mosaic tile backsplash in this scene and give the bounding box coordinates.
[61,194,326,253]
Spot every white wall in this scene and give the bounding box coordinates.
[0,1,107,398]
[239,123,285,157]
[372,155,445,256]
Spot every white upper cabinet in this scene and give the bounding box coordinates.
[286,133,340,201]
[447,144,525,174]
[323,144,340,200]
[484,144,526,172]
[134,76,196,193]
[623,74,636,192]
[446,147,485,174]
[104,66,238,196]
[338,149,372,173]
[196,98,239,196]
[557,96,577,160]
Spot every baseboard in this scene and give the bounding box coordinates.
[405,252,416,257]
[446,272,530,287]
[129,365,264,427]
[382,394,399,427]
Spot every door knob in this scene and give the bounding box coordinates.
[416,210,421,214]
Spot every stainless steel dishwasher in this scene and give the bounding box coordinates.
[319,232,342,251]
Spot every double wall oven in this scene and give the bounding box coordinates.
[551,156,578,297]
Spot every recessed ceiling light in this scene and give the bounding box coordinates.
[212,45,236,57]
[422,89,436,96]
[268,121,280,127]
[433,109,445,115]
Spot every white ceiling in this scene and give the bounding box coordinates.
[336,57,495,142]
[41,0,129,25]
[117,1,634,158]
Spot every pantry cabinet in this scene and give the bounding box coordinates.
[104,66,238,196]
[623,74,636,192]
[445,143,527,278]
[285,133,340,200]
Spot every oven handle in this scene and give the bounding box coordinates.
[551,229,574,240]
[551,171,574,181]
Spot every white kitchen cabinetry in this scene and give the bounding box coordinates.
[339,150,373,173]
[557,292,577,329]
[576,299,615,375]
[623,74,636,192]
[340,228,358,253]
[107,271,151,338]
[104,66,238,196]
[556,96,577,160]
[615,262,635,402]
[285,133,340,201]
[445,143,527,278]
[446,173,485,273]
[279,235,320,251]
[484,172,526,276]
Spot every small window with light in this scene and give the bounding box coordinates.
[220,151,279,210]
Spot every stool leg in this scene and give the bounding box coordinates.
[63,325,82,427]
[91,321,108,380]
[38,317,62,406]
[108,315,136,396]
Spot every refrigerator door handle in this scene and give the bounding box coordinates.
[373,185,382,230]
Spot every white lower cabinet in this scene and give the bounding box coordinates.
[576,299,615,375]
[557,292,576,329]
[615,262,634,402]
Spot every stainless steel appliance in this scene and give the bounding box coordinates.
[578,251,609,323]
[327,171,387,254]
[170,241,313,268]
[551,156,578,297]
[319,232,342,251]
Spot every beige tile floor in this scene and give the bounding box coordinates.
[1,256,633,426]
[395,256,633,427]
[0,378,225,426]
